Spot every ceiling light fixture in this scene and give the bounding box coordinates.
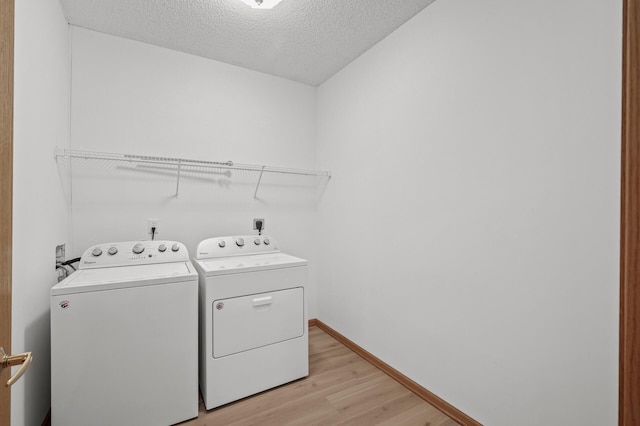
[238,0,284,9]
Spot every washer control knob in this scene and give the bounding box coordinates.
[158,244,167,252]
[218,240,226,248]
[171,243,180,252]
[132,244,145,254]
[236,238,245,247]
[107,247,118,256]
[263,238,270,245]
[254,238,261,245]
[91,247,103,257]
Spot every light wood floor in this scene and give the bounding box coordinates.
[182,326,458,426]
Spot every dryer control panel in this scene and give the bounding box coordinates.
[196,236,279,260]
[79,241,190,269]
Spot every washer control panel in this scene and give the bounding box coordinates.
[196,235,279,259]
[79,240,190,269]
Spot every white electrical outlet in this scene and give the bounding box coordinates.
[148,218,160,237]
[253,218,265,231]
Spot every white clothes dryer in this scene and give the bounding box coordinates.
[51,241,198,426]
[193,235,308,410]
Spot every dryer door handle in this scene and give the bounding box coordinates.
[252,296,273,307]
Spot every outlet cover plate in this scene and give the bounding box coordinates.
[148,218,160,235]
[253,218,265,230]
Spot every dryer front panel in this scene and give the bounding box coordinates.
[212,287,304,358]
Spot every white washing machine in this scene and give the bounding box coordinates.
[51,240,199,426]
[193,235,308,410]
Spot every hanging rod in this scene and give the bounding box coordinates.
[54,147,331,198]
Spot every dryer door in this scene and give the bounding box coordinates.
[212,287,304,358]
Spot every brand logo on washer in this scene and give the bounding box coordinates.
[59,300,70,309]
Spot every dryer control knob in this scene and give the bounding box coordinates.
[254,238,261,245]
[107,247,118,256]
[91,247,103,257]
[263,238,270,245]
[236,238,245,247]
[132,244,145,254]
[218,241,226,248]
[171,243,180,252]
[158,244,167,252]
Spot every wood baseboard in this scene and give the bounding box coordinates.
[309,318,481,426]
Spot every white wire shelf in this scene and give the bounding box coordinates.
[54,147,331,198]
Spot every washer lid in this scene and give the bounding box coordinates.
[51,262,196,295]
[194,253,307,276]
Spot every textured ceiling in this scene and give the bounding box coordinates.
[58,0,437,86]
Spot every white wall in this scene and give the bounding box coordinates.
[13,0,70,425]
[13,2,621,424]
[68,27,321,316]
[316,0,621,425]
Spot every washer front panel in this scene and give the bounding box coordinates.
[51,274,198,425]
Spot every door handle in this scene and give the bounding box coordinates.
[252,296,273,307]
[0,347,33,387]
